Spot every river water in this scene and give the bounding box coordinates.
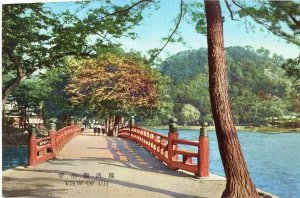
[152,129,300,198]
[3,130,300,197]
[2,147,28,171]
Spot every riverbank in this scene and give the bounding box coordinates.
[147,125,300,133]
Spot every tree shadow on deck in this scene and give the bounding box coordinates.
[3,176,66,198]
[45,135,198,178]
[43,157,192,178]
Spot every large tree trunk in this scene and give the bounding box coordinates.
[204,1,259,197]
[2,77,21,112]
[107,116,114,136]
[2,65,29,118]
[114,115,122,135]
[2,77,24,128]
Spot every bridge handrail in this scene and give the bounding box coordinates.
[36,136,51,143]
[173,139,198,146]
[29,124,81,166]
[118,126,209,177]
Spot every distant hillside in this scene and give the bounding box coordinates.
[160,48,208,84]
[158,46,298,126]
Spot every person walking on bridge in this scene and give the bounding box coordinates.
[93,122,98,135]
[97,123,102,135]
[102,124,107,135]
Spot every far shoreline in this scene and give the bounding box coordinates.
[145,125,300,133]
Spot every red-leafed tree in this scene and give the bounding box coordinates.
[66,52,163,135]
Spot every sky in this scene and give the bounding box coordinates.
[117,0,300,60]
[2,0,300,60]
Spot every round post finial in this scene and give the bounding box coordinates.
[29,124,37,136]
[169,117,178,133]
[200,122,208,136]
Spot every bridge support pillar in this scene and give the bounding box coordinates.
[197,122,209,177]
[168,117,178,169]
[49,130,57,157]
[29,124,37,166]
[168,132,178,161]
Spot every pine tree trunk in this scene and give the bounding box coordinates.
[204,1,259,197]
[105,118,108,133]
[114,116,122,135]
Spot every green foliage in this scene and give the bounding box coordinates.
[4,1,299,128]
[235,1,300,46]
[282,57,300,79]
[231,91,287,125]
[12,76,52,109]
[42,67,84,126]
[285,81,300,113]
[160,46,297,125]
[10,66,90,127]
[2,4,55,75]
[160,48,208,84]
[2,1,154,108]
[180,104,201,125]
[174,73,210,122]
[185,1,206,34]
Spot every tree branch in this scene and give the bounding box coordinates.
[269,1,300,30]
[98,0,153,21]
[224,0,238,21]
[60,2,90,26]
[289,14,300,29]
[96,32,114,45]
[231,0,292,41]
[148,0,184,63]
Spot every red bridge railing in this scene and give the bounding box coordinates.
[29,124,81,166]
[118,119,209,177]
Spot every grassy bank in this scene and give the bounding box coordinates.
[236,126,300,133]
[146,125,300,133]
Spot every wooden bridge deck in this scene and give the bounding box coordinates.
[3,129,226,198]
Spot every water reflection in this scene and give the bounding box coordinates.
[2,147,28,171]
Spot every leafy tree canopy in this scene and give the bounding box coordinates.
[159,46,298,125]
[2,0,155,110]
[180,104,201,125]
[232,0,300,46]
[66,51,165,117]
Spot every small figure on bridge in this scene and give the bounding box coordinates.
[93,122,98,135]
[102,125,107,135]
[82,117,89,130]
[97,123,102,135]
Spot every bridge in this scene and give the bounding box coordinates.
[3,119,226,197]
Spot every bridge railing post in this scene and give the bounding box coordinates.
[29,124,37,166]
[168,117,178,168]
[198,122,209,177]
[49,118,58,157]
